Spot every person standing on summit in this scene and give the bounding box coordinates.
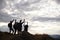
[8,19,14,33]
[18,19,25,34]
[24,22,29,32]
[13,19,18,34]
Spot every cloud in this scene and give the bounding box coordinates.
[0,0,13,22]
[0,0,6,9]
[14,0,41,11]
[54,0,60,4]
[0,11,13,22]
[11,10,27,19]
[32,16,60,22]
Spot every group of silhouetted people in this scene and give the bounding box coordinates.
[8,19,28,34]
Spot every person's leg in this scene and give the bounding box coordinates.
[11,28,14,33]
[12,28,14,32]
[25,28,27,31]
[15,29,16,34]
[26,27,28,32]
[9,28,11,33]
[18,29,22,34]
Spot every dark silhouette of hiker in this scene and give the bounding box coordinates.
[13,19,18,34]
[8,19,14,33]
[18,19,25,34]
[24,22,29,32]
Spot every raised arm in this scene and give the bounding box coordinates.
[11,19,14,22]
[22,19,25,24]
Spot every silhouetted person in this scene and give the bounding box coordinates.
[8,19,14,33]
[13,19,18,34]
[18,19,25,34]
[24,22,29,32]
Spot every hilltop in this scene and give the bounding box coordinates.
[0,31,54,40]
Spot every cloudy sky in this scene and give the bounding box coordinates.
[0,0,60,35]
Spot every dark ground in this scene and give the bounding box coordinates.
[0,31,54,40]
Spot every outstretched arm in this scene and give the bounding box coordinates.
[11,19,14,23]
[22,19,25,24]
